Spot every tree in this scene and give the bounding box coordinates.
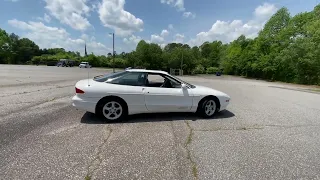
[16,38,39,64]
[0,28,10,64]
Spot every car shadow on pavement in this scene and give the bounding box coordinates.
[80,110,235,124]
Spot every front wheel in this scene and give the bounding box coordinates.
[197,98,218,118]
[97,99,127,122]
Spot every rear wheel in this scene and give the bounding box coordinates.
[97,98,127,122]
[197,97,218,118]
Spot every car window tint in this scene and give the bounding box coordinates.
[147,74,165,83]
[109,72,146,86]
[164,75,182,88]
[146,73,181,88]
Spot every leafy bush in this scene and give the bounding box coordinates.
[31,56,41,64]
[192,64,205,74]
[206,67,220,74]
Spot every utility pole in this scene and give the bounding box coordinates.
[180,48,183,75]
[112,33,115,73]
[84,42,88,57]
[109,33,115,73]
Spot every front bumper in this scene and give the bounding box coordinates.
[72,95,96,113]
[218,97,230,112]
[219,103,229,111]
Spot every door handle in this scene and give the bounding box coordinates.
[142,88,149,93]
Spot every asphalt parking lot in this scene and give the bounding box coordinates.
[1,65,320,180]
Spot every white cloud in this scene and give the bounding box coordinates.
[174,0,185,11]
[161,0,196,18]
[255,3,278,18]
[159,43,167,49]
[8,19,110,55]
[90,0,100,11]
[183,12,196,19]
[8,19,69,40]
[168,24,174,30]
[98,0,144,37]
[123,35,142,45]
[150,29,170,44]
[188,3,278,46]
[37,13,51,23]
[44,0,91,31]
[174,33,184,43]
[161,29,169,37]
[161,0,185,11]
[151,34,165,43]
[80,34,89,41]
[44,13,51,23]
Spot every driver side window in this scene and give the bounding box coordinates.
[146,73,181,88]
[108,72,146,86]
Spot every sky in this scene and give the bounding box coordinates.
[0,0,318,55]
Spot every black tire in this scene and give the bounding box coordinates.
[197,97,219,118]
[96,97,127,122]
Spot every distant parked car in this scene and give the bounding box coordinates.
[79,62,92,68]
[47,60,58,66]
[57,59,75,67]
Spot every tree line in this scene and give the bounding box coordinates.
[1,4,320,85]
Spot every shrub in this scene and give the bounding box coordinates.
[206,67,220,74]
[192,64,205,74]
[31,56,41,64]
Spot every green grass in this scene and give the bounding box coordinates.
[192,165,198,179]
[309,88,320,92]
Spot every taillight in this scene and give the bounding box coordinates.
[75,87,85,94]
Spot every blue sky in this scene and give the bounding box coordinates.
[0,0,318,55]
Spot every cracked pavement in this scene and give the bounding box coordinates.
[1,65,320,180]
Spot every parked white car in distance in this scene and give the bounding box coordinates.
[79,62,92,68]
[72,69,231,122]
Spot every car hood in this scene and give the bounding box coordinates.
[193,85,230,98]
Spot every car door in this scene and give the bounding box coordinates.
[143,73,193,112]
[105,71,148,114]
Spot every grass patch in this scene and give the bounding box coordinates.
[48,97,56,102]
[308,88,320,92]
[192,165,198,178]
[85,175,91,180]
[186,129,193,145]
[184,120,199,180]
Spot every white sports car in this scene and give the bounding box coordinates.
[72,69,230,122]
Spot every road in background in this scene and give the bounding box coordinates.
[1,65,320,180]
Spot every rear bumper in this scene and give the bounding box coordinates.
[72,95,96,113]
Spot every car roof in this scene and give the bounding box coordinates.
[126,69,169,74]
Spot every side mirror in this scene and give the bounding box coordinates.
[181,83,187,89]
